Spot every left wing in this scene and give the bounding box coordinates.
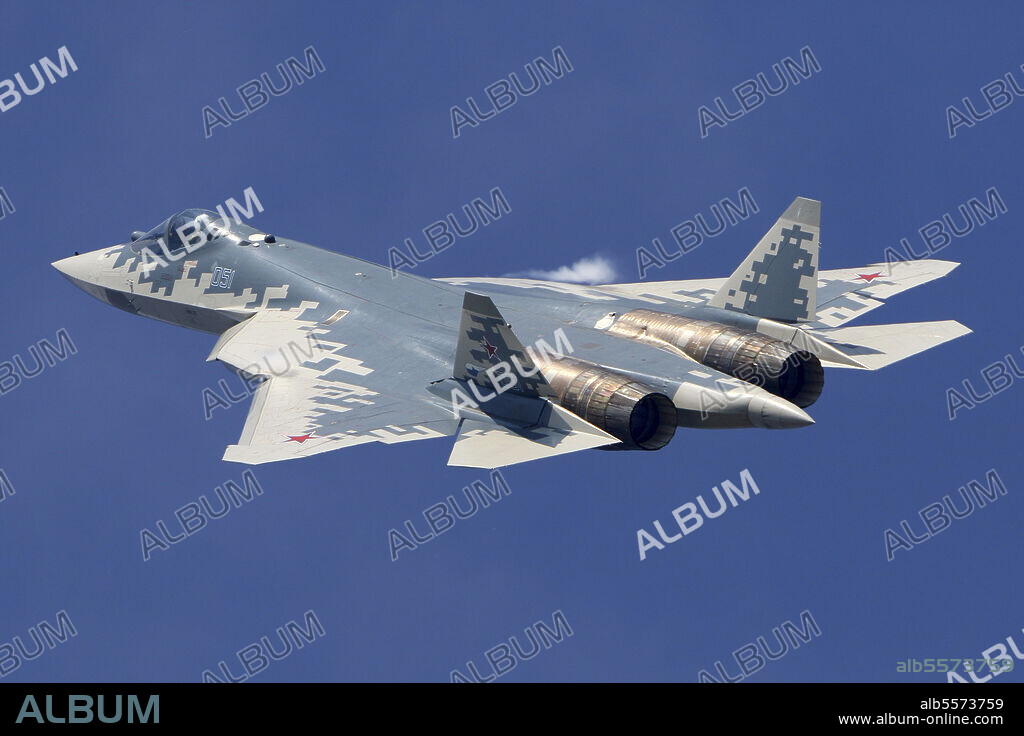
[209,308,458,464]
[211,295,623,468]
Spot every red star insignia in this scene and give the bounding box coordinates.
[286,433,314,443]
[855,272,883,282]
[482,338,498,359]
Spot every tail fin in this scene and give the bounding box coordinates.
[453,291,555,398]
[708,196,820,322]
[448,292,617,467]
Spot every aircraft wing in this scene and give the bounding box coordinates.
[208,294,622,469]
[581,260,960,328]
[583,198,958,326]
[208,307,459,464]
[805,260,961,328]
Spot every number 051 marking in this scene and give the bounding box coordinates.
[212,267,235,288]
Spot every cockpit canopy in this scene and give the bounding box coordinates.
[131,209,224,254]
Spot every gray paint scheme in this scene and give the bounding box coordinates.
[52,198,970,468]
[708,196,820,322]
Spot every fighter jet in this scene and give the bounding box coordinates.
[52,198,969,468]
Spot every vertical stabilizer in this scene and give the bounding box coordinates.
[708,197,820,322]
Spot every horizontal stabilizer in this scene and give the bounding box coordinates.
[810,320,972,370]
[448,401,617,469]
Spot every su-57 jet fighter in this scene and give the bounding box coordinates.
[53,198,970,468]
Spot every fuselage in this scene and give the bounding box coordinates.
[53,209,815,432]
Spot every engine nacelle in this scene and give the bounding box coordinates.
[541,357,677,450]
[607,309,824,408]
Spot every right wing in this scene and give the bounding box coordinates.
[580,259,962,330]
[807,260,962,328]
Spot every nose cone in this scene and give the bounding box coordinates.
[52,251,113,303]
[747,394,815,429]
[52,252,100,283]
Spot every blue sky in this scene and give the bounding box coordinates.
[1,0,1021,682]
